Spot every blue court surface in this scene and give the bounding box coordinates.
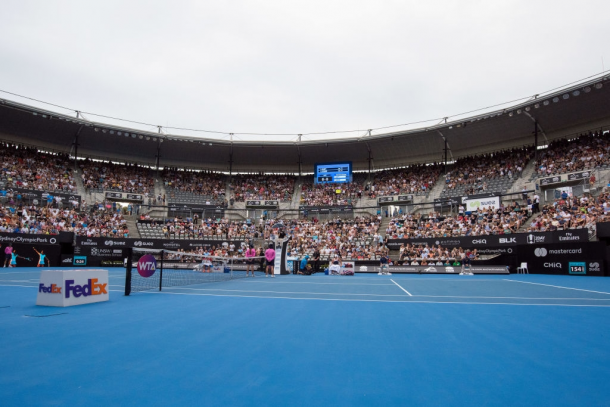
[2,268,610,406]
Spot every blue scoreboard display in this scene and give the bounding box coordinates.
[314,162,352,184]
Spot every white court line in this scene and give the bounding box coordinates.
[140,290,610,307]
[163,286,408,297]
[6,283,610,307]
[238,280,395,286]
[0,280,39,283]
[0,271,44,274]
[5,284,609,302]
[411,295,610,301]
[504,279,610,295]
[390,279,412,296]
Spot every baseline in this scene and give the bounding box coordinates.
[140,290,610,307]
[504,279,610,296]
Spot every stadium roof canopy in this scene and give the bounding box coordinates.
[1,74,609,173]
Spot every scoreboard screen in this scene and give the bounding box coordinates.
[314,162,352,184]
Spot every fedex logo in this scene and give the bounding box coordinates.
[65,279,108,298]
[39,283,62,294]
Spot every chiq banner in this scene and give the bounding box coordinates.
[464,196,500,211]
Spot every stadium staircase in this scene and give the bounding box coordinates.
[379,213,392,234]
[126,217,141,238]
[73,167,88,204]
[145,172,167,219]
[292,178,303,208]
[508,159,537,196]
[426,173,447,203]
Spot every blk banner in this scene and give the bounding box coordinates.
[386,229,589,249]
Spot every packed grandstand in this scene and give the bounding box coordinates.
[1,127,609,259]
[1,73,610,269]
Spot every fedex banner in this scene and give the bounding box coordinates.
[464,196,500,211]
[36,269,109,307]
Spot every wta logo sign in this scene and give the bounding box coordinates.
[137,254,157,278]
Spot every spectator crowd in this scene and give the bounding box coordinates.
[369,164,442,197]
[162,168,226,202]
[0,143,76,192]
[444,147,532,195]
[285,216,385,260]
[536,130,610,177]
[80,160,155,195]
[0,201,128,237]
[231,174,295,202]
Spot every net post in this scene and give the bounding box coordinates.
[230,257,234,279]
[159,250,164,291]
[124,247,133,296]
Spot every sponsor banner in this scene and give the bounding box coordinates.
[517,242,605,276]
[355,265,508,274]
[6,187,82,207]
[386,229,589,249]
[464,196,500,211]
[539,175,562,186]
[378,195,413,205]
[434,197,461,208]
[246,200,279,208]
[567,171,591,181]
[167,204,226,216]
[60,255,87,266]
[465,192,496,200]
[74,236,244,256]
[36,269,109,307]
[0,232,61,245]
[104,192,144,202]
[299,205,353,213]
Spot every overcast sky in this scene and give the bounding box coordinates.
[1,0,609,142]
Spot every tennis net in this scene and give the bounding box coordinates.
[124,248,269,295]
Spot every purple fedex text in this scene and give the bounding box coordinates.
[65,279,107,298]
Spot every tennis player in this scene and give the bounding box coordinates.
[245,244,256,277]
[9,249,22,267]
[33,248,48,267]
[4,243,13,267]
[265,243,275,278]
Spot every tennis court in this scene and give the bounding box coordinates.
[1,268,610,406]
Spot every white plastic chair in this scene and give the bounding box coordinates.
[517,262,528,274]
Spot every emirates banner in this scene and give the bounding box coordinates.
[74,236,245,257]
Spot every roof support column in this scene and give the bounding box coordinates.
[437,131,453,175]
[72,125,83,172]
[534,120,538,165]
